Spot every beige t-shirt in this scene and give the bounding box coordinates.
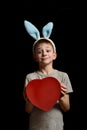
[24,69,73,130]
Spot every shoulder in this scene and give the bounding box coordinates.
[55,69,71,84]
[26,71,38,79]
[55,70,73,92]
[56,70,69,78]
[24,71,38,86]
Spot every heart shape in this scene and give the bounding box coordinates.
[25,77,61,111]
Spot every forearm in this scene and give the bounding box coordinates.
[23,89,33,113]
[59,94,70,112]
[25,101,34,113]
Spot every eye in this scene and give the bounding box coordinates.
[37,51,42,54]
[46,49,51,52]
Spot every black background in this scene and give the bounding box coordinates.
[2,1,85,130]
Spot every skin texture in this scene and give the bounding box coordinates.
[23,41,70,113]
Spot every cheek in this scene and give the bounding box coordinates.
[34,55,40,62]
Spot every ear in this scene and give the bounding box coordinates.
[24,20,40,40]
[33,54,36,61]
[53,52,57,60]
[42,22,53,38]
[32,53,38,62]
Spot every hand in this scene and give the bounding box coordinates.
[56,83,67,103]
[60,83,67,97]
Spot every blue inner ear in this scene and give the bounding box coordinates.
[42,22,53,38]
[24,20,40,40]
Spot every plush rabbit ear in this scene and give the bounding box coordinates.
[42,22,53,38]
[24,20,40,40]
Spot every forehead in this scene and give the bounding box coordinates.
[36,42,53,49]
[34,41,54,50]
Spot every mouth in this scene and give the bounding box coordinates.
[41,58,49,60]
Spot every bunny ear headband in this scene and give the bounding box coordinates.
[24,20,56,53]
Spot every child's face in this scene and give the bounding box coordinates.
[34,42,57,65]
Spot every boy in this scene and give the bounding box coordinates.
[23,21,73,130]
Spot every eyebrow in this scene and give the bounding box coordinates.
[36,47,52,50]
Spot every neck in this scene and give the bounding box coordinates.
[39,64,55,75]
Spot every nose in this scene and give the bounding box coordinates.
[42,50,47,56]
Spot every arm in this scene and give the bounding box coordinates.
[59,94,70,112]
[59,83,70,112]
[25,100,34,113]
[23,88,34,113]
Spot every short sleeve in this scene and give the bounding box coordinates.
[62,73,73,93]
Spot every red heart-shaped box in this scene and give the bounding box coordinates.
[25,77,61,111]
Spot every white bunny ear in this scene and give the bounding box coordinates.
[42,22,53,38]
[24,20,40,40]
